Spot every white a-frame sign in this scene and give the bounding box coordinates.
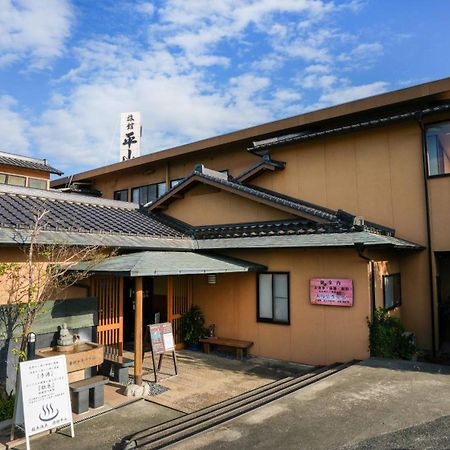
[14,355,74,450]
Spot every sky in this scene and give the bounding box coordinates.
[0,0,450,176]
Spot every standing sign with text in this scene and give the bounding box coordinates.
[15,355,74,449]
[149,322,175,355]
[120,112,141,161]
[310,278,353,307]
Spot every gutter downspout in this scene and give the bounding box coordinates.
[416,113,437,356]
[355,243,376,319]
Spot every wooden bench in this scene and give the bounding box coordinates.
[101,354,134,385]
[199,337,253,360]
[69,375,109,414]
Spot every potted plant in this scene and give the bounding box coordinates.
[182,305,207,351]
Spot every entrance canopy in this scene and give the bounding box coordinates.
[74,251,266,277]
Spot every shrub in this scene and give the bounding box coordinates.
[367,307,416,360]
[0,393,15,421]
[182,305,208,345]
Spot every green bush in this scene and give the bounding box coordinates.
[367,307,416,360]
[182,305,208,345]
[0,394,15,421]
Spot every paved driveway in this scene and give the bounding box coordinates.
[172,358,450,450]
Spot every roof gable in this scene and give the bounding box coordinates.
[148,167,336,224]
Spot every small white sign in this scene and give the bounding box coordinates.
[15,355,74,449]
[120,112,141,161]
[163,333,175,352]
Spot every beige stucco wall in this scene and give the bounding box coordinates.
[193,248,372,366]
[164,184,295,225]
[0,247,90,305]
[93,146,259,200]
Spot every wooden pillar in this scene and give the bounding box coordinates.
[134,276,143,385]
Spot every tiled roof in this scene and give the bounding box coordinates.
[149,169,338,222]
[0,185,185,239]
[233,156,285,183]
[0,152,63,175]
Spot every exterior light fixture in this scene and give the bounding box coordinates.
[207,274,217,284]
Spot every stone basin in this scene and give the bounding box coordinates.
[36,342,104,373]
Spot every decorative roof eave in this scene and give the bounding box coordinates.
[195,232,423,251]
[248,102,450,154]
[0,227,194,250]
[234,157,286,183]
[148,171,332,223]
[70,251,267,277]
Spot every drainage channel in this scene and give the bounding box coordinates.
[117,360,357,450]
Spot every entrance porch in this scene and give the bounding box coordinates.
[81,251,266,384]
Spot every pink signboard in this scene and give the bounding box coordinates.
[310,278,353,307]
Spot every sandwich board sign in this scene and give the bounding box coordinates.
[14,355,74,449]
[147,322,177,382]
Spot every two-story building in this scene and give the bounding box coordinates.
[7,76,450,369]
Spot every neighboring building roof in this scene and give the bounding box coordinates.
[0,151,63,175]
[51,77,450,187]
[72,251,266,277]
[0,184,189,249]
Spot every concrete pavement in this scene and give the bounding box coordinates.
[171,358,450,450]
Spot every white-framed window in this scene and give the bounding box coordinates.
[257,273,290,324]
[426,122,450,176]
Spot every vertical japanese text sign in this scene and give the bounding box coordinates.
[120,112,141,161]
[15,355,74,450]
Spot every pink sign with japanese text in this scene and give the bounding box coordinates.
[310,278,353,307]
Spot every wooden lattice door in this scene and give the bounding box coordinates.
[168,276,192,349]
[91,276,124,355]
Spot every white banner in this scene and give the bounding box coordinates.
[120,112,141,161]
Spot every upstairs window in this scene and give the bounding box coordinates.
[426,122,450,176]
[383,273,401,310]
[114,189,128,202]
[132,181,166,205]
[28,177,47,190]
[257,273,290,324]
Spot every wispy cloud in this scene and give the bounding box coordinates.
[0,0,73,69]
[0,95,31,153]
[0,0,393,172]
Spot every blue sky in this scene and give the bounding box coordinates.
[1,0,449,176]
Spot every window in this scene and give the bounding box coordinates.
[28,177,47,190]
[257,273,289,324]
[426,122,450,176]
[383,273,401,310]
[0,173,6,184]
[6,175,26,187]
[114,189,128,202]
[131,181,166,205]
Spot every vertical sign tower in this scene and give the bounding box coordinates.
[120,112,141,161]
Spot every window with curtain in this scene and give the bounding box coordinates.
[426,122,450,176]
[257,273,289,324]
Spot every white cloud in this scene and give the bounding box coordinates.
[0,96,31,154]
[0,0,73,69]
[135,2,154,16]
[16,0,389,172]
[318,81,388,105]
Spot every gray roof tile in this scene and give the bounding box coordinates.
[0,152,63,175]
